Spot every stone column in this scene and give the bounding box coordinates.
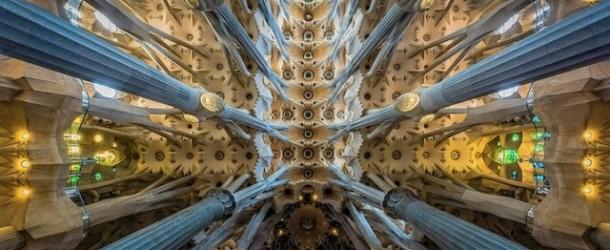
[235,202,272,250]
[2,60,86,248]
[365,205,425,250]
[0,0,203,113]
[328,1,420,102]
[591,223,610,250]
[530,71,608,249]
[383,189,526,250]
[339,0,610,136]
[101,190,235,250]
[0,227,24,250]
[419,0,610,113]
[366,173,393,192]
[346,201,382,249]
[257,0,289,60]
[187,0,288,100]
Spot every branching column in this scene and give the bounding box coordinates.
[326,0,359,63]
[365,205,425,250]
[258,0,289,60]
[219,106,289,142]
[334,1,610,137]
[328,2,418,102]
[0,0,202,113]
[101,190,235,250]
[85,176,194,227]
[346,201,382,249]
[419,0,610,113]
[235,202,272,250]
[0,0,289,138]
[329,93,417,141]
[383,189,527,250]
[85,0,200,74]
[189,0,289,100]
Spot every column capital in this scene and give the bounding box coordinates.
[394,92,428,118]
[382,188,527,249]
[394,92,420,113]
[199,92,225,116]
[383,188,416,215]
[207,189,236,217]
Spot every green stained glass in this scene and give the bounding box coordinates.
[511,133,520,142]
[94,172,103,182]
[544,131,551,138]
[533,132,544,140]
[69,175,80,185]
[532,116,541,124]
[494,148,520,165]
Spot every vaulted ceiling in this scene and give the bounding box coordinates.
[0,0,610,249]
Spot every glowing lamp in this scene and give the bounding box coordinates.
[582,158,593,169]
[583,184,596,198]
[16,186,32,199]
[17,131,30,142]
[583,130,595,141]
[19,159,31,169]
[94,134,103,143]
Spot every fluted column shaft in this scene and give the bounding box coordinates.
[329,165,386,206]
[236,202,272,250]
[258,0,288,59]
[86,0,152,41]
[219,106,288,141]
[0,227,24,250]
[366,206,425,250]
[326,0,358,62]
[383,189,526,250]
[420,0,610,113]
[329,105,401,141]
[591,223,610,250]
[347,201,382,249]
[0,0,202,113]
[102,190,235,250]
